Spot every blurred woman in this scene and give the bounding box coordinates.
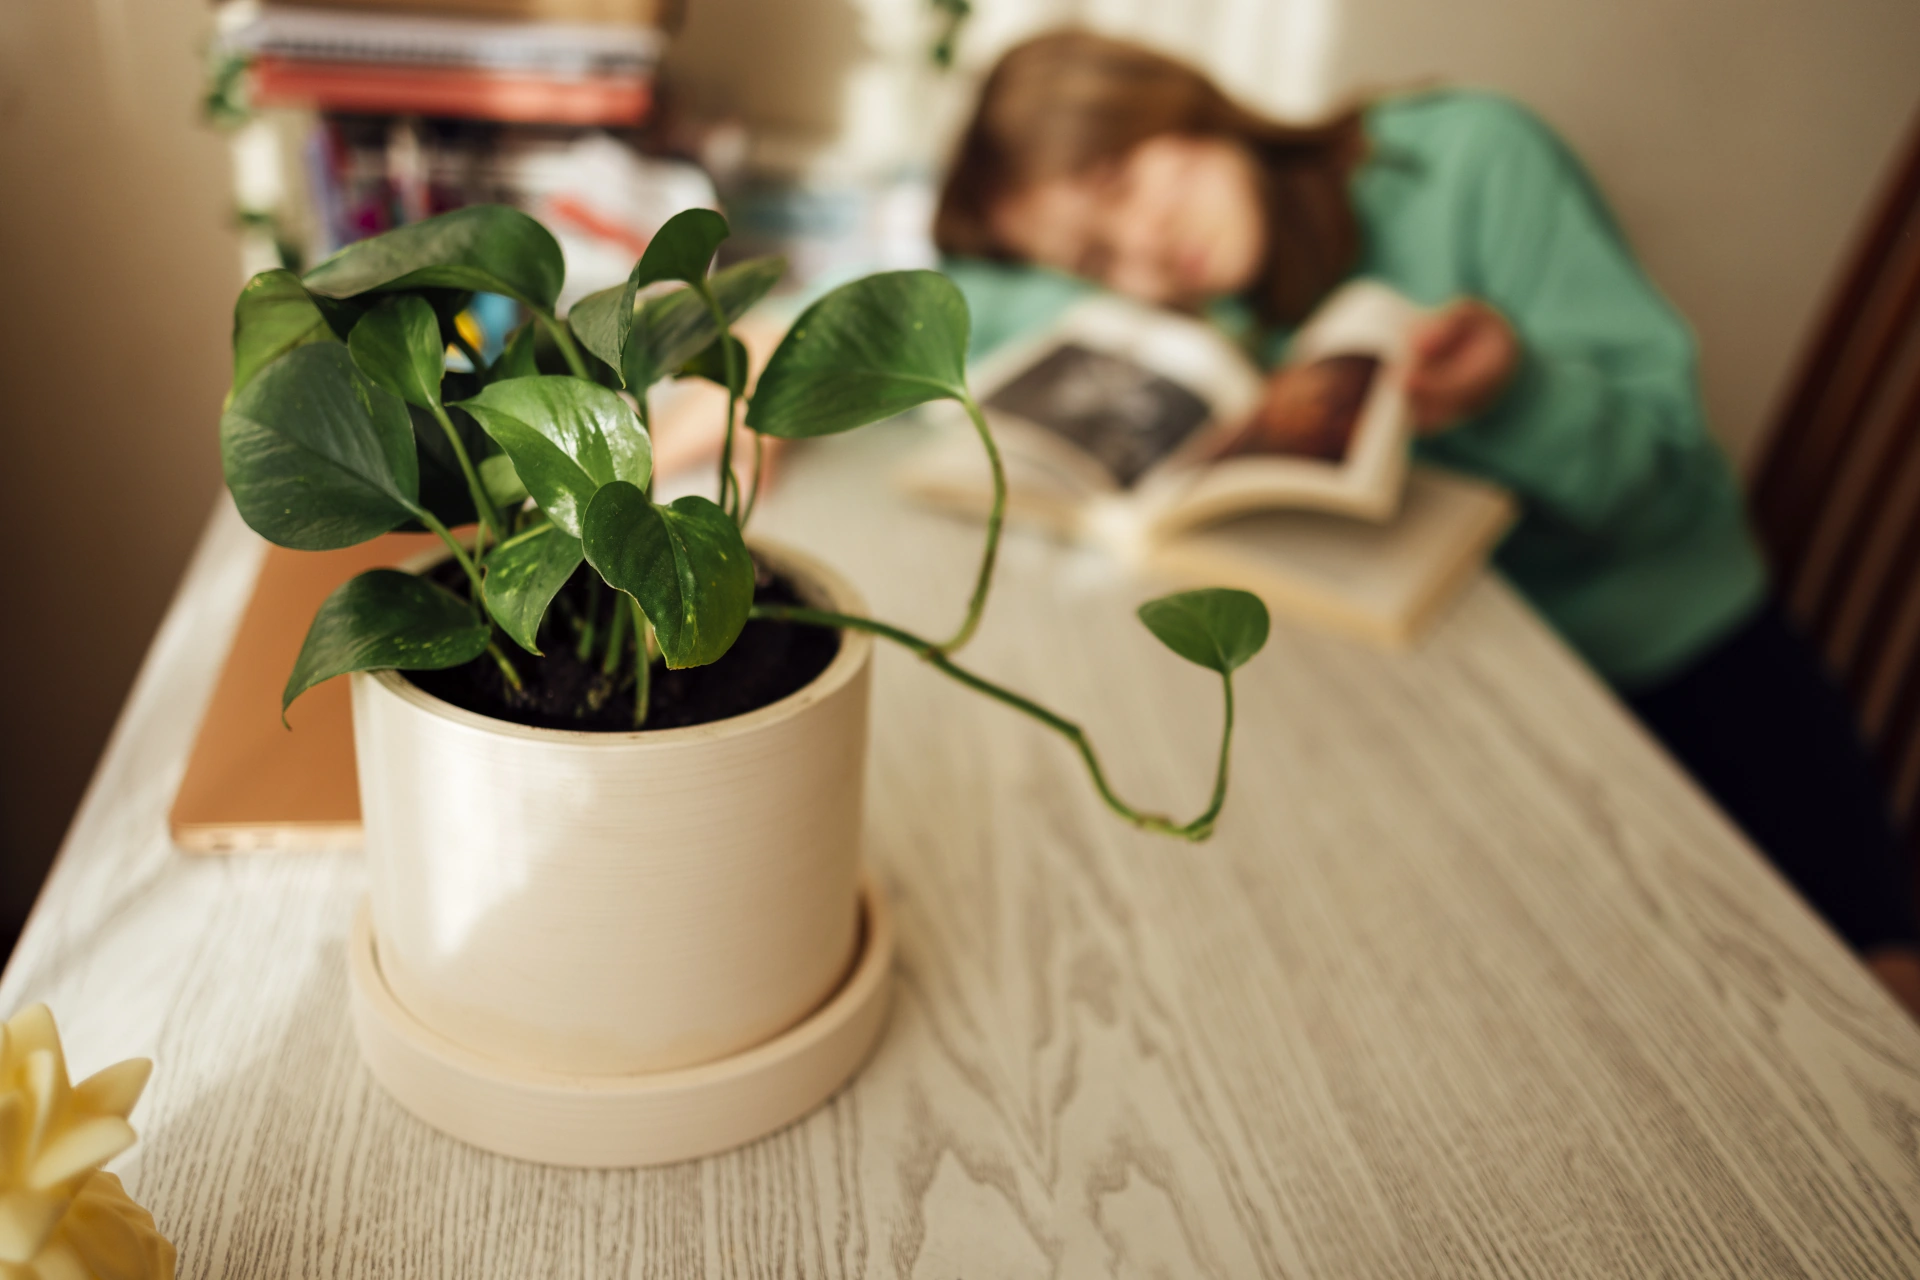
[936,30,1920,1013]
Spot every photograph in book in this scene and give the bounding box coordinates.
[982,343,1214,486]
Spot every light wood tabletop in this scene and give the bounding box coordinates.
[8,425,1920,1278]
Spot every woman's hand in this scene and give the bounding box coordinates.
[1405,299,1520,433]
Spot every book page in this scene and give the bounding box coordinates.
[1143,466,1517,649]
[1131,280,1427,538]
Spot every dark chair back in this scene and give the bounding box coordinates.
[1752,111,1920,862]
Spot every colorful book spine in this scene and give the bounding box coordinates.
[248,56,652,125]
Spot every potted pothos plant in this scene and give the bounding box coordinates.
[221,205,1268,1091]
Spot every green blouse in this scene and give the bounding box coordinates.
[944,90,1768,690]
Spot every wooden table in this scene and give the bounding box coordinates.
[9,427,1920,1278]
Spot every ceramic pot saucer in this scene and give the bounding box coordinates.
[347,874,893,1167]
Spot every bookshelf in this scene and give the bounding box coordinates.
[212,0,701,343]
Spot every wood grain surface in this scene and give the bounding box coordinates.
[7,425,1920,1278]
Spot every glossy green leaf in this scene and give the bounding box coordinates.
[483,524,583,654]
[1136,589,1271,675]
[461,411,594,534]
[492,323,539,381]
[479,452,529,510]
[632,207,728,289]
[676,333,747,395]
[230,269,336,398]
[457,377,650,537]
[303,205,565,314]
[747,270,970,438]
[568,278,638,380]
[581,483,753,669]
[232,269,336,397]
[348,295,446,410]
[283,569,488,715]
[624,255,785,390]
[220,343,421,550]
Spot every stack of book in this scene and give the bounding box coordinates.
[211,0,712,303]
[216,2,664,126]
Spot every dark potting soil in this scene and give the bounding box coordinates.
[406,555,839,732]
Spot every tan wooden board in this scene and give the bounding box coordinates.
[167,533,442,854]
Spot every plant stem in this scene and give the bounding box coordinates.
[934,393,1007,655]
[740,431,766,528]
[631,600,652,728]
[486,641,525,693]
[576,574,602,661]
[415,509,483,601]
[634,394,656,500]
[493,519,553,552]
[538,312,591,379]
[429,403,503,546]
[601,589,631,675]
[753,603,1233,840]
[696,284,742,519]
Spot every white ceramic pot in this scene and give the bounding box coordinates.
[350,541,871,1077]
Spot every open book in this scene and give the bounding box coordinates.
[899,281,1516,646]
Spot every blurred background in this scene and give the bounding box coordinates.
[0,0,1916,950]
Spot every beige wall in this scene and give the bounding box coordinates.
[1328,0,1920,466]
[0,0,238,923]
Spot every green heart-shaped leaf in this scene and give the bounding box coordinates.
[283,569,488,715]
[566,208,734,383]
[633,207,729,289]
[303,205,565,314]
[568,278,639,380]
[348,295,446,410]
[581,483,753,669]
[231,269,337,398]
[1137,589,1271,674]
[458,377,651,536]
[624,255,785,390]
[676,332,747,394]
[747,269,970,438]
[483,524,584,654]
[221,343,421,550]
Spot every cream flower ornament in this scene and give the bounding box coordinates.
[0,1005,173,1280]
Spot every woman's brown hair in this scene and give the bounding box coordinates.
[935,30,1365,326]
